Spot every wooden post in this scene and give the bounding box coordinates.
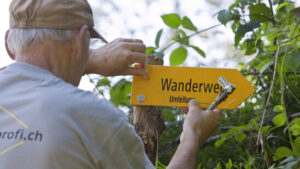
[132,55,165,164]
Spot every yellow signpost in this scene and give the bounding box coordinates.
[131,65,255,109]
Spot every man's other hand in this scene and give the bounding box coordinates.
[85,38,148,78]
[181,99,221,145]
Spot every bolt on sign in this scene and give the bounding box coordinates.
[131,65,255,109]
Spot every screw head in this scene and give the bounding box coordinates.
[137,95,145,103]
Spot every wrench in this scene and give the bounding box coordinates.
[207,76,235,111]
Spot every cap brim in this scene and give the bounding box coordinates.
[91,28,108,43]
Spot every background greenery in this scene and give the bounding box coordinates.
[91,0,300,168]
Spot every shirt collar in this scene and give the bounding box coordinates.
[5,62,59,81]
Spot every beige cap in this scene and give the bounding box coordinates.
[9,0,107,43]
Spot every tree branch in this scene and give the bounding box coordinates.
[256,43,281,154]
[160,24,222,52]
[256,32,300,154]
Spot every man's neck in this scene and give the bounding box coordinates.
[15,41,82,86]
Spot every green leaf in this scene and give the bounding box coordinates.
[155,29,163,47]
[178,30,189,46]
[289,119,300,136]
[235,133,246,142]
[226,159,232,169]
[215,139,224,147]
[285,50,300,74]
[96,77,111,88]
[242,39,257,55]
[273,146,293,161]
[257,59,273,74]
[293,137,300,154]
[276,2,290,12]
[182,16,197,31]
[235,20,260,46]
[290,125,300,136]
[266,45,279,51]
[190,45,206,58]
[237,20,260,36]
[161,109,177,122]
[262,125,271,135]
[273,105,284,113]
[217,162,222,169]
[272,113,287,127]
[170,46,187,66]
[244,157,253,169]
[146,47,156,55]
[249,3,272,22]
[161,14,182,29]
[110,79,132,107]
[218,9,231,25]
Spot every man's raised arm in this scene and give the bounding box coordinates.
[167,100,221,169]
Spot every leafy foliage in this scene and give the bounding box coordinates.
[182,16,198,31]
[110,79,132,107]
[218,9,231,25]
[170,46,187,66]
[155,29,163,48]
[161,14,182,29]
[92,0,300,168]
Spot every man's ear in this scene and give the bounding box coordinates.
[5,30,15,60]
[75,25,89,59]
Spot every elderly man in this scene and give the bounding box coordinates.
[0,0,221,169]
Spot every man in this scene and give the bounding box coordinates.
[0,0,221,169]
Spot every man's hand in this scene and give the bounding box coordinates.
[181,99,221,144]
[167,100,221,169]
[85,38,148,77]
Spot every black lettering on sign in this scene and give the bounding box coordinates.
[185,79,192,92]
[203,83,213,93]
[214,84,219,93]
[178,82,184,92]
[192,83,198,92]
[161,78,221,94]
[169,95,194,103]
[161,78,172,91]
[199,83,203,92]
[171,81,177,91]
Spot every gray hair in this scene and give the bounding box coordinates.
[7,28,73,55]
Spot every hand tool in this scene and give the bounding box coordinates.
[207,76,235,111]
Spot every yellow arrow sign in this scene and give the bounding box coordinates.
[131,65,255,109]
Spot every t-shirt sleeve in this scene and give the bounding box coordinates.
[96,121,155,169]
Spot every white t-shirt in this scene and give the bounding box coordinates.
[0,62,155,169]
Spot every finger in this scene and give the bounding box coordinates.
[127,52,147,64]
[121,43,146,53]
[134,63,143,69]
[114,38,144,44]
[188,99,202,112]
[213,109,222,121]
[124,67,149,79]
[134,63,145,69]
[213,108,221,114]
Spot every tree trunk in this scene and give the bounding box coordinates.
[132,55,165,164]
